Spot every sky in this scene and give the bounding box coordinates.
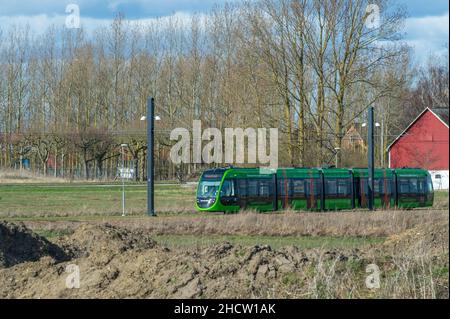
[0,0,448,64]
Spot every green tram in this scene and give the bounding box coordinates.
[195,167,434,212]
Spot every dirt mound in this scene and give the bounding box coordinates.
[0,222,359,298]
[58,223,157,258]
[383,221,449,255]
[0,222,68,268]
[0,222,447,299]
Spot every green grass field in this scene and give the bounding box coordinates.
[0,183,196,217]
[0,182,447,218]
[0,182,448,218]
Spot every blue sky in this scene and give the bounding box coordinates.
[0,0,448,64]
[0,0,238,19]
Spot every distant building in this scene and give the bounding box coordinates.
[387,107,449,190]
[342,124,366,152]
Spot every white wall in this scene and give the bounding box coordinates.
[430,170,449,190]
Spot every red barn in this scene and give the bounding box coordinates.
[387,107,449,189]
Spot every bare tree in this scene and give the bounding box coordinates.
[70,128,112,180]
[26,133,52,176]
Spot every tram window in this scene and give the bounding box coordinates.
[410,179,418,193]
[337,179,350,196]
[293,179,305,197]
[386,179,394,195]
[418,177,427,194]
[375,179,390,196]
[237,179,247,197]
[306,179,321,196]
[278,179,290,196]
[374,179,380,195]
[259,180,271,198]
[220,180,235,197]
[398,177,426,195]
[248,180,258,197]
[427,175,433,192]
[377,178,393,196]
[325,179,337,195]
[359,178,368,195]
[399,178,410,193]
[361,178,392,196]
[315,179,322,195]
[417,179,424,194]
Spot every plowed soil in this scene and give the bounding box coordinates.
[0,221,448,299]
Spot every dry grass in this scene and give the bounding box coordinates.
[253,221,449,299]
[261,252,448,299]
[434,191,449,209]
[18,209,449,238]
[0,169,132,184]
[105,209,449,238]
[0,169,69,184]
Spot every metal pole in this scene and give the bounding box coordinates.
[122,145,126,217]
[55,148,57,178]
[368,106,375,210]
[380,118,384,167]
[272,173,278,211]
[61,153,65,178]
[147,97,156,216]
[20,147,23,173]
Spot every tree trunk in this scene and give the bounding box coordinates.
[98,160,104,180]
[134,155,139,182]
[84,161,89,180]
[54,148,58,178]
[335,101,344,167]
[298,105,305,167]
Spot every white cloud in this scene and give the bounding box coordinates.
[0,0,238,18]
[404,12,449,63]
[0,0,108,17]
[0,14,110,35]
[0,11,206,36]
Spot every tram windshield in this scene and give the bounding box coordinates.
[197,171,224,199]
